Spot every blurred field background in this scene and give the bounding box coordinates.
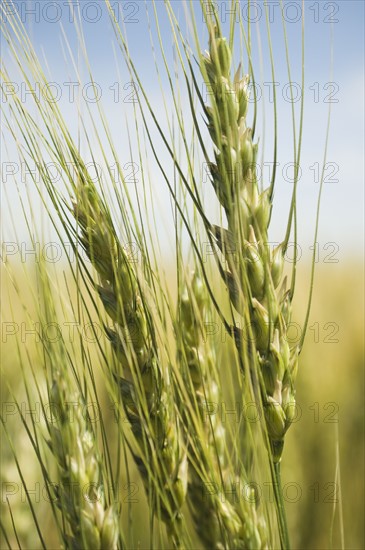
[1,255,364,549]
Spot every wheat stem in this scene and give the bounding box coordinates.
[273,463,290,550]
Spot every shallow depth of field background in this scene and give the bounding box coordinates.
[1,259,364,549]
[1,1,364,549]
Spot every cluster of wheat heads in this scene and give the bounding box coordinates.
[1,0,328,548]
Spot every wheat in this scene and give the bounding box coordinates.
[179,272,268,549]
[0,0,324,547]
[35,264,120,550]
[47,377,119,549]
[201,18,299,466]
[72,181,188,546]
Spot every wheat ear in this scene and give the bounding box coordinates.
[72,181,188,546]
[179,272,268,549]
[47,375,119,550]
[202,20,299,465]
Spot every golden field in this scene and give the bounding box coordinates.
[1,258,364,549]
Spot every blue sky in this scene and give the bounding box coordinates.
[12,1,363,81]
[1,1,364,259]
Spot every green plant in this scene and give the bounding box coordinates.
[72,178,188,546]
[0,1,334,548]
[196,17,297,546]
[179,272,268,549]
[44,339,120,548]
